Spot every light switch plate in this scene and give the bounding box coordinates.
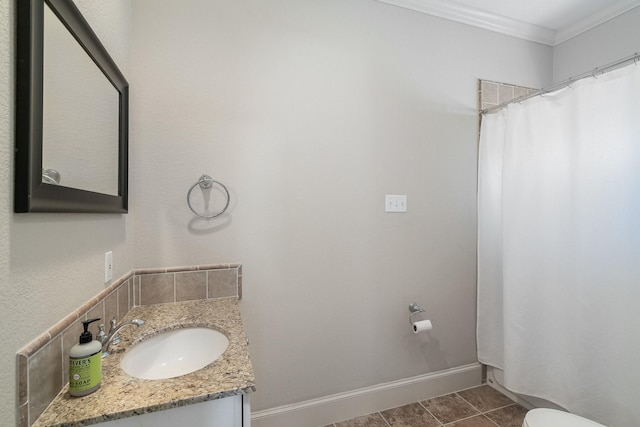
[385,195,407,213]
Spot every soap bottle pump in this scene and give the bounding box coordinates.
[69,318,102,397]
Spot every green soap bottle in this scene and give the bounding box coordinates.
[69,318,102,397]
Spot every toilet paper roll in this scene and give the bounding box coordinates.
[412,319,433,334]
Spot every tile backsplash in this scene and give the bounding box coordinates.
[477,79,538,140]
[16,263,242,427]
[478,79,537,113]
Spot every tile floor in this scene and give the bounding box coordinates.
[325,385,528,427]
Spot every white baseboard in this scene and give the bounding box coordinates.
[251,363,482,427]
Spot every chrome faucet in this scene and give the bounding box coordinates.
[100,318,145,357]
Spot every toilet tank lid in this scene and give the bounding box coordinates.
[525,409,605,427]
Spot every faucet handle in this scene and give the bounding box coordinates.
[101,318,144,358]
[109,317,122,345]
[96,324,107,345]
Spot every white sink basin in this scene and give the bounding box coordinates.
[121,327,229,380]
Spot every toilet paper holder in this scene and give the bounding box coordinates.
[408,302,427,325]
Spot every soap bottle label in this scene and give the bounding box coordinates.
[69,351,101,395]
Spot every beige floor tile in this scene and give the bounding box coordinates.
[484,404,528,427]
[331,385,523,427]
[445,414,497,427]
[380,402,441,427]
[335,413,389,427]
[458,385,515,412]
[422,393,480,424]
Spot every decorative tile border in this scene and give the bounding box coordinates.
[16,263,242,427]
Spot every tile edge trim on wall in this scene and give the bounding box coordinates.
[16,264,241,357]
[16,270,135,359]
[135,263,241,275]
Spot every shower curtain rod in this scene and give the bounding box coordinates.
[481,52,640,114]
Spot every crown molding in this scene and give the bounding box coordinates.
[377,0,556,45]
[376,0,640,47]
[555,1,640,45]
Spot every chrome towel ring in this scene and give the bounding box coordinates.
[187,174,230,218]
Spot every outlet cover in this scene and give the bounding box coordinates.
[105,251,113,282]
[385,195,407,213]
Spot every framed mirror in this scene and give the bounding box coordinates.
[15,0,128,213]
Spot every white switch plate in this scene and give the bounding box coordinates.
[105,251,113,282]
[385,195,407,213]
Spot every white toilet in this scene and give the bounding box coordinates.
[523,408,606,427]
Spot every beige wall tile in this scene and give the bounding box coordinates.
[514,86,529,99]
[46,313,78,341]
[498,84,515,104]
[135,267,167,275]
[166,265,198,272]
[74,297,100,321]
[118,280,130,321]
[140,273,175,305]
[133,276,140,306]
[481,81,498,104]
[18,334,50,358]
[62,318,86,387]
[86,303,104,327]
[17,354,27,406]
[208,269,238,298]
[199,263,231,271]
[105,291,118,326]
[28,336,63,423]
[128,278,134,310]
[176,271,207,302]
[479,80,537,113]
[18,402,28,427]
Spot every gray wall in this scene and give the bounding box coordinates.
[12,0,639,423]
[0,1,133,423]
[553,6,640,81]
[130,0,550,412]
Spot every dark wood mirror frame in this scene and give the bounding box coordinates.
[15,0,128,213]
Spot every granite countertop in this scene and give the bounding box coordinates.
[34,298,256,427]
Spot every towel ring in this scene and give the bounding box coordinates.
[187,174,230,218]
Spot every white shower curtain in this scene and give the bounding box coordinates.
[477,63,640,426]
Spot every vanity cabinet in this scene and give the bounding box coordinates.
[97,394,250,427]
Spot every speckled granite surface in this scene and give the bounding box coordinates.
[33,298,255,427]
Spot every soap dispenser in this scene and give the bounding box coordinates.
[69,318,102,397]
